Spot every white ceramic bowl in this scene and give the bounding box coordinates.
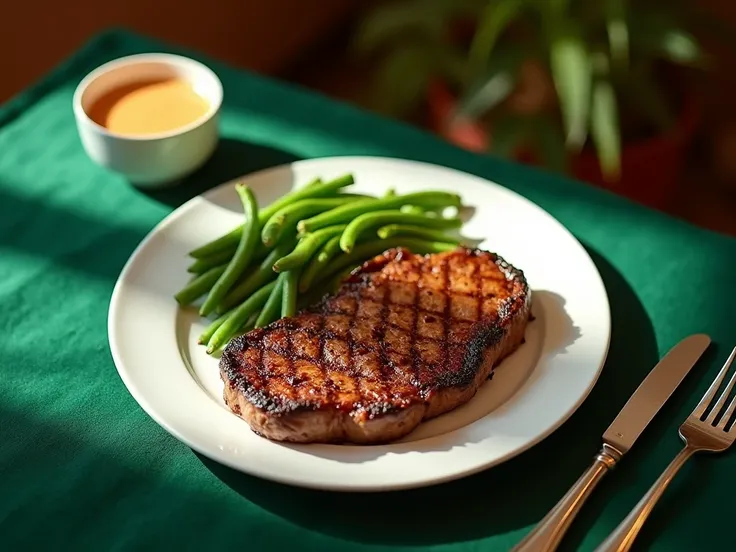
[73,53,223,188]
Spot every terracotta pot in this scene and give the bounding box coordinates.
[426,79,700,211]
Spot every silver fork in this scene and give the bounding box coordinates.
[595,345,736,552]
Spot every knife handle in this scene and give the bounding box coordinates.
[512,444,623,552]
[594,446,696,552]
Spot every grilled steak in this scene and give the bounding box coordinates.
[219,246,531,444]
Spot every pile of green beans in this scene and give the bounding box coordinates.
[174,173,470,354]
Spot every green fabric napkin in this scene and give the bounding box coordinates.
[1,28,735,552]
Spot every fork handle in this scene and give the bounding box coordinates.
[512,443,623,552]
[594,445,697,552]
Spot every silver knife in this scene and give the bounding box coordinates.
[512,333,711,552]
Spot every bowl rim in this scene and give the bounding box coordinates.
[72,52,223,142]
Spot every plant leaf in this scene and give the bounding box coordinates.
[531,0,569,17]
[456,74,515,121]
[370,44,433,117]
[489,115,530,158]
[606,0,628,69]
[549,0,570,13]
[660,30,705,66]
[590,78,621,181]
[353,0,489,55]
[531,114,568,173]
[618,63,675,132]
[455,49,525,120]
[433,38,479,89]
[352,2,442,55]
[469,0,525,74]
[549,32,592,151]
[628,13,708,68]
[491,113,569,173]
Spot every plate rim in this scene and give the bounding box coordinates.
[108,155,611,491]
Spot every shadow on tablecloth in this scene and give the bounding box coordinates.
[0,137,301,285]
[197,244,662,549]
[140,138,302,208]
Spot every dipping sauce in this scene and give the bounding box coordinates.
[86,78,210,136]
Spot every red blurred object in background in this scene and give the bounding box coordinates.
[427,79,700,211]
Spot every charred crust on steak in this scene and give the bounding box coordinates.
[219,246,531,434]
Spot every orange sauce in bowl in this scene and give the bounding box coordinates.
[86,78,210,136]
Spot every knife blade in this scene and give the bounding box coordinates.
[512,333,711,552]
[602,333,712,454]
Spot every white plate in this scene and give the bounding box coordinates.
[108,156,610,492]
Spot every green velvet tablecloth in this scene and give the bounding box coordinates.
[2,29,735,551]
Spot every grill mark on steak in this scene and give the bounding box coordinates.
[408,260,421,389]
[440,252,451,373]
[375,280,391,385]
[219,246,531,444]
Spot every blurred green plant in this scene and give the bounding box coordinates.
[353,0,728,181]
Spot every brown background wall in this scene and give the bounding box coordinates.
[4,0,735,118]
[0,0,356,102]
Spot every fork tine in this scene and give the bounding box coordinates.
[717,394,736,430]
[693,346,736,420]
[707,347,736,423]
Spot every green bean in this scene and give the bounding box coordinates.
[317,236,343,263]
[199,184,260,317]
[400,205,425,215]
[205,312,257,353]
[235,314,258,338]
[282,269,300,317]
[256,176,353,221]
[188,174,354,258]
[377,224,461,243]
[297,279,329,309]
[296,226,375,292]
[297,263,353,308]
[255,272,286,328]
[328,266,357,292]
[188,178,321,260]
[319,237,458,285]
[187,249,235,274]
[174,265,226,306]
[198,309,233,345]
[299,236,456,292]
[336,193,376,199]
[188,226,241,260]
[272,225,346,272]
[206,281,277,354]
[189,216,273,263]
[192,236,273,270]
[298,266,354,308]
[297,289,322,310]
[261,197,358,246]
[298,234,343,292]
[298,191,461,234]
[340,211,462,253]
[215,242,292,314]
